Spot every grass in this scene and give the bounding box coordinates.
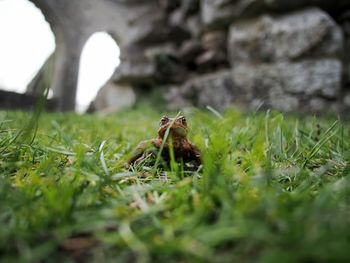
[0,107,349,263]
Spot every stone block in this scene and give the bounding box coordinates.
[201,0,350,28]
[89,83,136,112]
[228,8,343,64]
[232,59,342,99]
[166,59,342,112]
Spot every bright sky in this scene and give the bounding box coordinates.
[77,33,120,111]
[0,0,120,111]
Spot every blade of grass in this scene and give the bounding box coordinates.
[99,140,109,176]
[151,111,182,176]
[206,105,223,119]
[303,120,339,168]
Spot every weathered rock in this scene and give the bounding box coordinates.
[341,19,350,85]
[164,86,193,110]
[201,30,226,51]
[116,44,180,86]
[169,8,186,26]
[201,0,350,28]
[89,83,136,112]
[279,60,342,98]
[228,8,343,64]
[339,90,350,115]
[201,0,243,28]
[114,51,187,85]
[155,54,188,84]
[169,8,202,39]
[125,15,168,47]
[269,94,299,112]
[113,56,157,85]
[169,0,200,27]
[26,0,349,114]
[263,0,350,14]
[185,15,202,37]
[344,92,350,107]
[167,59,343,112]
[196,50,229,73]
[172,70,241,111]
[308,97,328,112]
[159,0,181,12]
[144,43,177,58]
[232,59,342,99]
[167,25,192,45]
[179,40,204,63]
[182,0,200,15]
[124,2,190,47]
[139,43,188,84]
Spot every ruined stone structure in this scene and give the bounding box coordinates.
[29,0,350,113]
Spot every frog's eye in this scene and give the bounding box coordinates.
[160,116,169,126]
[178,116,187,125]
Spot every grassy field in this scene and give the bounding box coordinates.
[0,108,349,263]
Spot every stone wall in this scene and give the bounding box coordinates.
[29,0,350,113]
[0,90,57,111]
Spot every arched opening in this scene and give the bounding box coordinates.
[77,32,120,112]
[0,0,55,93]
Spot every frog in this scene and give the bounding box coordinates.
[128,115,201,167]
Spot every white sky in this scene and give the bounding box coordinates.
[0,0,120,111]
[77,33,120,111]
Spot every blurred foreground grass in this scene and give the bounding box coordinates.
[0,108,349,263]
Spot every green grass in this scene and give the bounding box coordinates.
[0,108,349,263]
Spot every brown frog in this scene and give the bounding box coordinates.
[128,115,201,167]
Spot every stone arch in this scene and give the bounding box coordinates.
[25,0,161,111]
[27,1,89,111]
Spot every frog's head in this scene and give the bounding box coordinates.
[157,115,188,140]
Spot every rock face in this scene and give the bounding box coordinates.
[232,60,342,112]
[168,59,342,112]
[88,83,136,113]
[178,71,237,110]
[228,8,343,63]
[233,60,342,98]
[223,8,344,112]
[28,0,350,114]
[201,0,350,28]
